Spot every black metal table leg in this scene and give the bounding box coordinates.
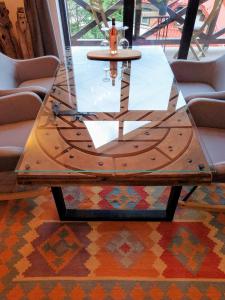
[51,187,67,221]
[51,186,182,222]
[181,186,198,202]
[166,185,183,220]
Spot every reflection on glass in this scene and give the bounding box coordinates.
[72,48,121,113]
[118,26,129,49]
[84,120,153,149]
[71,46,177,114]
[129,46,174,111]
[123,121,151,135]
[176,91,186,110]
[103,64,110,82]
[100,27,109,48]
[84,121,119,148]
[110,61,118,86]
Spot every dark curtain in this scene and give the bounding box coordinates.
[24,0,59,57]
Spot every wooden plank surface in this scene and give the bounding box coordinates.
[87,49,142,61]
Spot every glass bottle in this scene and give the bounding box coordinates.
[109,18,118,55]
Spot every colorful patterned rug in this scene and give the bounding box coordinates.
[0,184,225,299]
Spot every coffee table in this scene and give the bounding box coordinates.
[16,46,213,221]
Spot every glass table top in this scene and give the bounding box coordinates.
[16,46,212,185]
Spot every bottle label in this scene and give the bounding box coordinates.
[110,28,118,54]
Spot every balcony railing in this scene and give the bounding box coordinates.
[67,0,225,59]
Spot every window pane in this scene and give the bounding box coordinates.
[187,0,225,61]
[132,0,189,60]
[66,0,123,45]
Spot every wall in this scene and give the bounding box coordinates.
[1,0,64,60]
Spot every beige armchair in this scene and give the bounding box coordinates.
[0,52,60,98]
[180,98,225,212]
[171,54,225,103]
[0,92,43,200]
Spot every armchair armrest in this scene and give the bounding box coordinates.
[0,86,47,98]
[188,98,225,129]
[0,92,42,125]
[170,59,216,84]
[16,56,60,83]
[185,91,225,103]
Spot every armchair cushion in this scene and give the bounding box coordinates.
[0,147,23,172]
[0,171,17,193]
[0,171,38,193]
[0,87,47,97]
[171,55,225,102]
[0,92,41,191]
[188,98,225,182]
[0,92,42,125]
[0,52,60,97]
[0,120,34,148]
[188,98,225,128]
[198,127,225,182]
[19,77,55,96]
[198,127,225,165]
[0,93,40,172]
[0,54,18,90]
[178,82,215,102]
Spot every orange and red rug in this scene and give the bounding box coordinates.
[0,185,225,299]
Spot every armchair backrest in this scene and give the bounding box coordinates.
[0,52,18,90]
[213,54,225,91]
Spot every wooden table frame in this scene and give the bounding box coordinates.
[16,46,212,222]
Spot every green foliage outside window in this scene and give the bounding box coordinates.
[67,0,123,40]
